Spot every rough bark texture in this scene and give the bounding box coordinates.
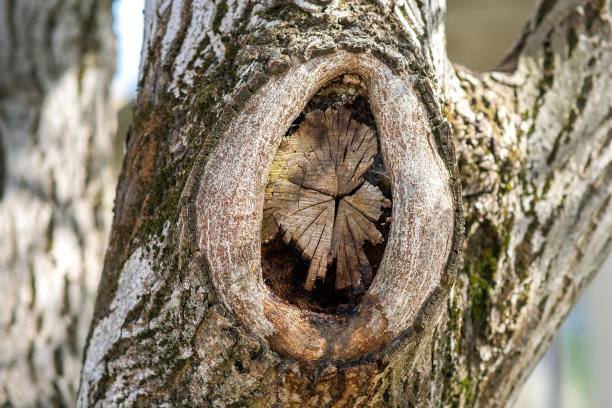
[80,0,612,407]
[0,0,115,406]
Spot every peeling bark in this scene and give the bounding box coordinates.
[80,0,612,407]
[0,0,115,406]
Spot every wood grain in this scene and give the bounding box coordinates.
[264,108,391,291]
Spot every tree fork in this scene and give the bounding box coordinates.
[80,0,612,406]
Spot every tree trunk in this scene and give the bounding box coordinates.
[80,0,612,406]
[0,0,115,406]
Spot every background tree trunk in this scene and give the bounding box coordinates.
[0,0,115,406]
[80,0,612,406]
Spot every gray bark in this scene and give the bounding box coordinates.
[80,0,612,407]
[0,0,115,406]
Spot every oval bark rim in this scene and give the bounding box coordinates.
[194,51,455,362]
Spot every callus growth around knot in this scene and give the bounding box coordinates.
[263,108,391,294]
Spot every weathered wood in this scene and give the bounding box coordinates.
[334,190,388,292]
[344,182,391,222]
[264,108,391,291]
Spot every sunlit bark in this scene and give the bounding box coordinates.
[80,0,612,406]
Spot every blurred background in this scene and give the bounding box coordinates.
[112,0,611,406]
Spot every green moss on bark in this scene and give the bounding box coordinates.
[463,220,508,328]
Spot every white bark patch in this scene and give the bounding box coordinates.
[397,0,425,36]
[174,1,217,81]
[77,246,156,407]
[394,5,421,47]
[293,0,322,13]
[142,0,172,82]
[219,0,249,33]
[160,0,185,62]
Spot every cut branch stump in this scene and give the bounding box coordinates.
[263,108,391,293]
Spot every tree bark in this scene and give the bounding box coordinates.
[0,0,115,406]
[80,0,612,407]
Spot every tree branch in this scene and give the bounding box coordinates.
[443,0,612,403]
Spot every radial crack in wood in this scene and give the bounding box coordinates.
[264,108,391,293]
[344,182,392,221]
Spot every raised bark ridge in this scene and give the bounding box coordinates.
[263,108,391,292]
